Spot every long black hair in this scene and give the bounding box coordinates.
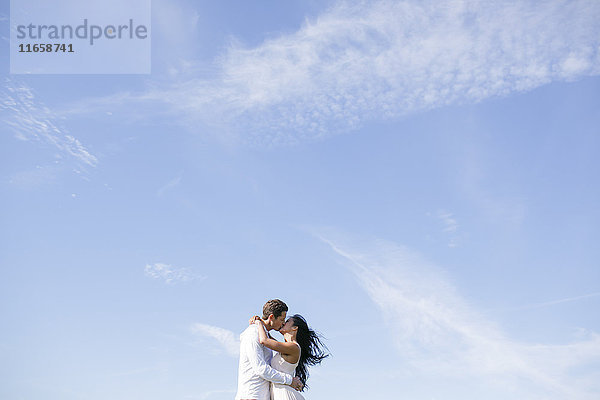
[290,314,329,390]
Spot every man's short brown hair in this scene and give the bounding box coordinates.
[262,299,288,319]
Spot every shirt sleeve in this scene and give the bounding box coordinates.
[242,329,293,385]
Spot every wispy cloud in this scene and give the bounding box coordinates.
[1,78,98,166]
[427,209,460,247]
[144,262,204,284]
[514,292,600,311]
[8,164,59,189]
[454,136,528,227]
[157,174,183,197]
[317,231,600,399]
[190,323,240,357]
[437,211,459,234]
[64,0,600,145]
[152,0,203,77]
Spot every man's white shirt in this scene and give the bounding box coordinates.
[235,325,293,400]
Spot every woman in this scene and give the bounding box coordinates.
[252,314,328,400]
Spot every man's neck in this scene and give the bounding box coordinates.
[261,318,272,331]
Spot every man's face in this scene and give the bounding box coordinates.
[271,311,287,331]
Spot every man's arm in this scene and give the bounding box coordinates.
[242,331,293,385]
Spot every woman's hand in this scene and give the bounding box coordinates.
[249,315,262,325]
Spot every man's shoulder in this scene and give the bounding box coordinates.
[240,324,258,340]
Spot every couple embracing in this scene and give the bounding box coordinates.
[235,299,328,400]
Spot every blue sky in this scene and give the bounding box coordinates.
[1,1,599,399]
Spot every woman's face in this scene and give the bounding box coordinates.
[279,318,296,334]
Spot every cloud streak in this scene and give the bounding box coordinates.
[157,174,183,197]
[65,0,600,145]
[317,231,600,399]
[190,323,240,357]
[516,291,600,310]
[144,262,204,284]
[1,78,98,166]
[428,209,460,247]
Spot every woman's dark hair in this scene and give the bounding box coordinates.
[290,314,329,390]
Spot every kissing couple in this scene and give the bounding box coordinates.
[235,299,328,400]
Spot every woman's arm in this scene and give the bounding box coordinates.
[254,320,300,356]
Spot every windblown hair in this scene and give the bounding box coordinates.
[290,314,329,390]
[262,299,288,319]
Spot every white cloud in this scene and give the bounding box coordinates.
[1,78,98,166]
[317,231,600,399]
[190,323,240,357]
[144,262,204,284]
[63,0,600,145]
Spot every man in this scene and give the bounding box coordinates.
[235,299,304,400]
